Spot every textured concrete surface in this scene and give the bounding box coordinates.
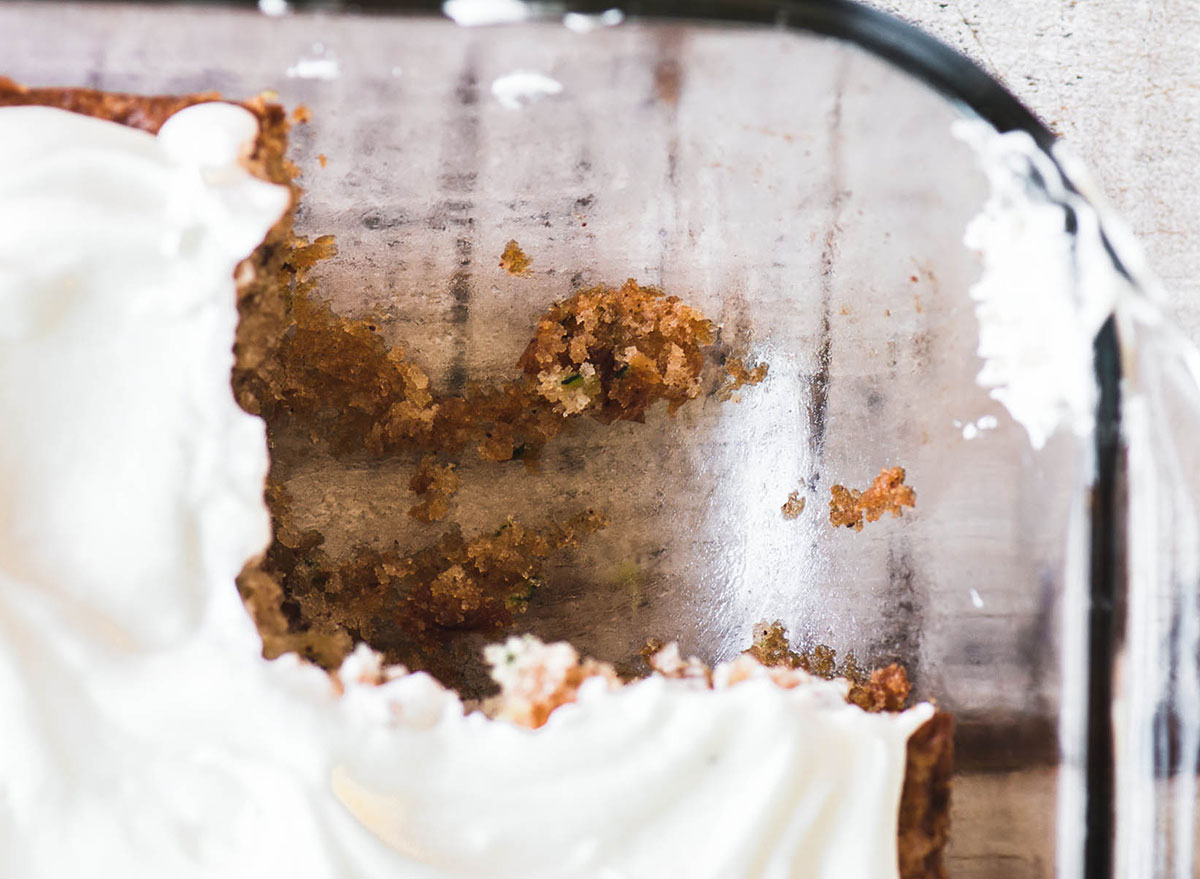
[869,0,1200,342]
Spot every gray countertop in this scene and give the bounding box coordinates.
[874,0,1200,342]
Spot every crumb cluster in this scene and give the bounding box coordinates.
[781,491,806,519]
[258,274,737,466]
[487,622,913,733]
[518,278,718,423]
[746,621,910,712]
[718,354,769,400]
[499,239,532,276]
[236,240,766,682]
[829,466,916,531]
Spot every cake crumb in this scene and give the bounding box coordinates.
[482,635,619,728]
[747,620,802,668]
[288,233,338,268]
[744,620,908,710]
[407,454,461,522]
[519,279,715,422]
[847,663,912,713]
[829,466,916,531]
[317,152,327,168]
[781,491,805,519]
[499,239,532,276]
[719,355,769,400]
[291,103,312,123]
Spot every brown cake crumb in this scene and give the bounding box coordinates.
[830,466,916,531]
[318,153,328,168]
[291,104,311,124]
[718,354,769,400]
[781,491,806,519]
[746,620,807,669]
[499,239,532,276]
[407,455,461,523]
[829,485,860,529]
[847,663,912,713]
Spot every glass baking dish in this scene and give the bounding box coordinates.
[3,1,1197,877]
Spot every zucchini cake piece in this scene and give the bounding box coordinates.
[0,81,949,879]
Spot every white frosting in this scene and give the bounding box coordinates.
[258,0,289,16]
[955,119,1118,450]
[286,56,341,81]
[490,70,565,110]
[333,669,931,879]
[0,103,932,879]
[562,9,625,33]
[442,0,538,27]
